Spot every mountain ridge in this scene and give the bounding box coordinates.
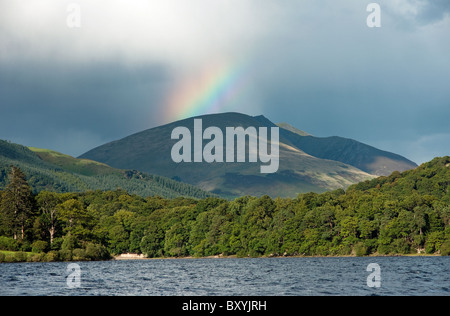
[79,112,416,198]
[284,134,417,176]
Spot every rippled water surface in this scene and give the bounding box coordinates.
[1,257,449,296]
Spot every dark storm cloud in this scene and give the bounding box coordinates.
[0,0,449,164]
[250,0,450,164]
[0,60,169,156]
[414,0,450,24]
[386,0,450,29]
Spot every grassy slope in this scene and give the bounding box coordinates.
[0,139,213,199]
[29,147,122,177]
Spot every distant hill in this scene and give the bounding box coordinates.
[0,139,213,199]
[349,156,450,201]
[80,112,416,198]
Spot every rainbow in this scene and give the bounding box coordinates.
[163,58,249,123]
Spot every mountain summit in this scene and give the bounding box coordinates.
[80,112,417,198]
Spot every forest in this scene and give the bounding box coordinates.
[1,156,449,262]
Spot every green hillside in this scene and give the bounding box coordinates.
[349,156,450,201]
[1,156,448,262]
[0,140,213,199]
[29,147,120,177]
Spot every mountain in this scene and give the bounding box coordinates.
[281,134,417,176]
[257,115,416,177]
[276,122,311,137]
[79,112,416,198]
[0,139,214,199]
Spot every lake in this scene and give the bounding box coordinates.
[0,257,449,296]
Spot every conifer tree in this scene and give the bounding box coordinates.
[0,166,34,240]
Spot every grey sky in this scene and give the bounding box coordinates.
[0,0,449,164]
[413,0,450,24]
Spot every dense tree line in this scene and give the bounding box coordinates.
[1,157,449,262]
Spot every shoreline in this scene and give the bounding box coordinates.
[113,252,442,261]
[1,250,442,263]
